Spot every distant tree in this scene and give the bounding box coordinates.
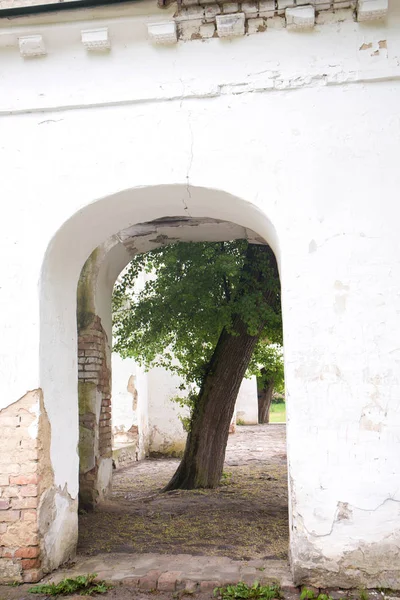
[248,344,284,423]
[113,240,282,490]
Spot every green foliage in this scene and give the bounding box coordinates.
[300,589,333,600]
[214,581,282,600]
[29,573,111,596]
[113,240,282,395]
[251,344,284,395]
[220,470,232,485]
[359,589,369,600]
[170,392,197,432]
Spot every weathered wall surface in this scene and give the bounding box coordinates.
[0,0,399,586]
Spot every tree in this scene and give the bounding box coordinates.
[247,344,284,424]
[113,240,282,490]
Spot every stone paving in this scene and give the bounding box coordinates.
[44,552,293,591]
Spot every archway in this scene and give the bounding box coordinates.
[39,184,282,575]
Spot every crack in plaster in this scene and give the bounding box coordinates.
[297,497,400,540]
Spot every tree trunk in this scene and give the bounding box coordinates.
[163,315,259,491]
[258,380,274,424]
[163,243,280,492]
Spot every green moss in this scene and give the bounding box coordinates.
[77,249,98,332]
[78,381,97,416]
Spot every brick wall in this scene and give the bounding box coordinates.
[78,315,112,509]
[0,391,43,583]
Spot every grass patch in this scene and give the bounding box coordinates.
[29,573,111,596]
[215,582,282,600]
[269,403,286,423]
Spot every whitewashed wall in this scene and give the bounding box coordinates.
[0,1,399,586]
[236,377,259,425]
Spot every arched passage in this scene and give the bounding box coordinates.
[39,184,281,574]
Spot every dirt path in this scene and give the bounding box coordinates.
[78,424,288,561]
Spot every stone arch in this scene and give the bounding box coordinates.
[38,184,280,574]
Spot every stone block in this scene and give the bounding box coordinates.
[175,5,205,20]
[222,1,239,11]
[316,8,353,22]
[277,0,294,7]
[204,2,220,19]
[286,5,315,29]
[266,15,286,27]
[216,13,245,36]
[200,23,216,37]
[22,568,42,583]
[18,35,46,58]
[258,0,275,17]
[200,580,220,591]
[0,558,21,583]
[1,522,38,548]
[357,0,388,21]
[147,21,178,44]
[158,571,182,591]
[81,27,111,51]
[242,1,258,15]
[179,19,203,39]
[139,569,163,590]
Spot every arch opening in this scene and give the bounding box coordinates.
[39,184,287,576]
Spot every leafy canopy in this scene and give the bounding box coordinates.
[113,240,282,388]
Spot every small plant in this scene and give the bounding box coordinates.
[29,573,111,596]
[236,419,246,426]
[214,581,282,600]
[221,471,232,485]
[300,589,333,600]
[359,589,369,600]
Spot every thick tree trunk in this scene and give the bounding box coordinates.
[163,243,280,492]
[258,380,274,424]
[163,315,259,491]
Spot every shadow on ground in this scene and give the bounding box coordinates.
[78,424,288,561]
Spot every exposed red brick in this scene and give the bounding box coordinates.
[10,475,38,485]
[12,497,38,509]
[139,570,163,591]
[15,546,40,558]
[21,558,41,569]
[158,571,182,592]
[0,510,20,522]
[20,485,38,498]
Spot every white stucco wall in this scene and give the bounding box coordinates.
[236,376,258,425]
[111,354,137,432]
[147,367,189,456]
[0,1,400,585]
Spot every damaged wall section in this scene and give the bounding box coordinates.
[77,249,113,511]
[0,390,48,583]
